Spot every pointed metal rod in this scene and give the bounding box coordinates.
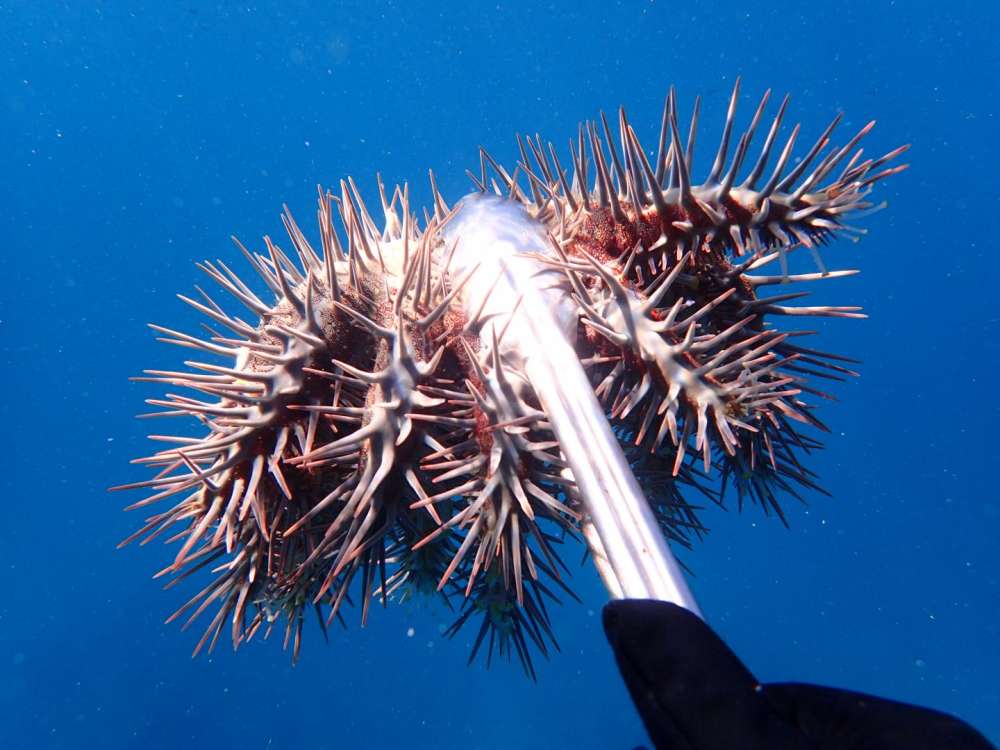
[445,193,701,614]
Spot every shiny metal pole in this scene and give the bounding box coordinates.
[446,194,701,615]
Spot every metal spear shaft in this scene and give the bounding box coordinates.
[446,194,702,615]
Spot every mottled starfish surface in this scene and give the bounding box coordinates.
[114,81,906,677]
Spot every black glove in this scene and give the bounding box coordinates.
[603,599,995,750]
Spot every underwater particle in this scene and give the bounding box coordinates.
[113,80,906,675]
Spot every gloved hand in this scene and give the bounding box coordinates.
[603,599,995,750]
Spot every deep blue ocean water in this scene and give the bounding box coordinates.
[4,1,998,748]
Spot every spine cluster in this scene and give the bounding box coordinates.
[115,81,906,676]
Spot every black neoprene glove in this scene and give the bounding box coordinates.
[603,599,995,750]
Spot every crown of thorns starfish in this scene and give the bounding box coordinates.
[114,80,907,678]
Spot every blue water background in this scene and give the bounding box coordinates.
[3,1,998,747]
